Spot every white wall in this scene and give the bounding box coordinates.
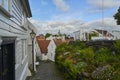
[111,31,120,40]
[41,54,48,60]
[47,40,56,61]
[0,0,32,80]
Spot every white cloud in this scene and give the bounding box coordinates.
[79,18,120,32]
[29,17,120,35]
[29,18,83,34]
[88,0,120,9]
[87,0,120,13]
[53,0,70,12]
[50,11,83,21]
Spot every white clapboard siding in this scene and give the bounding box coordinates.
[12,0,22,25]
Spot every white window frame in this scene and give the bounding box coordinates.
[0,0,12,17]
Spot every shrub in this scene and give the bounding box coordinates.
[79,47,95,62]
[55,40,120,80]
[63,59,78,80]
[95,47,111,63]
[92,65,115,80]
[114,40,120,54]
[75,62,87,72]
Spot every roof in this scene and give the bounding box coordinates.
[37,40,50,55]
[65,37,74,44]
[36,35,45,40]
[21,0,32,17]
[95,29,113,37]
[54,39,63,46]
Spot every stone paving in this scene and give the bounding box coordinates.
[28,61,64,80]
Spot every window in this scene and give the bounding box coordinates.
[22,40,27,60]
[4,0,9,11]
[0,0,11,12]
[0,0,2,5]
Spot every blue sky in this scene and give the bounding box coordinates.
[29,0,120,34]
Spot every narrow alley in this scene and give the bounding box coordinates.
[27,61,64,80]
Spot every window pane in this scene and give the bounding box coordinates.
[0,0,2,5]
[4,0,8,11]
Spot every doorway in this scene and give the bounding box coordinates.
[0,38,15,80]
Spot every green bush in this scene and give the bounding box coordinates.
[75,62,87,72]
[55,40,120,80]
[95,47,111,63]
[79,47,95,62]
[92,65,115,80]
[63,59,78,80]
[114,40,120,54]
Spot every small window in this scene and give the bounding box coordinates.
[0,0,12,16]
[22,40,26,60]
[0,0,2,5]
[4,0,9,11]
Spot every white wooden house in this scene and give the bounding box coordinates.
[37,37,64,61]
[47,39,56,61]
[37,40,50,60]
[110,30,120,40]
[0,0,34,80]
[73,29,90,41]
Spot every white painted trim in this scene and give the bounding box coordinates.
[21,55,27,64]
[0,38,2,44]
[19,62,31,80]
[15,64,20,70]
[0,38,3,50]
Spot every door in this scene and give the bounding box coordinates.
[0,39,15,80]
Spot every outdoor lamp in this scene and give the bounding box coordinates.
[30,30,36,39]
[30,30,36,71]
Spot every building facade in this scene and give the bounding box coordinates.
[73,29,90,41]
[0,0,33,80]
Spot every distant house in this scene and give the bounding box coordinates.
[110,30,120,40]
[46,35,66,41]
[65,37,74,44]
[91,29,114,40]
[54,39,63,46]
[73,29,91,41]
[37,40,50,60]
[73,28,115,41]
[0,0,35,80]
[47,39,57,61]
[36,34,45,40]
[37,30,74,62]
[37,39,62,61]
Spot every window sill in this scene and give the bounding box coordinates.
[0,6,11,18]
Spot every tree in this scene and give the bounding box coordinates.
[114,7,120,25]
[45,33,52,38]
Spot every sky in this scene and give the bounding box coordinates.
[29,0,120,34]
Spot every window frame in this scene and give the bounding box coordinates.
[0,0,12,17]
[0,0,3,5]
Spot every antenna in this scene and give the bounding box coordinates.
[102,0,104,36]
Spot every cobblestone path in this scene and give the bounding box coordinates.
[28,61,64,80]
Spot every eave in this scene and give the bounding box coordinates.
[21,0,32,18]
